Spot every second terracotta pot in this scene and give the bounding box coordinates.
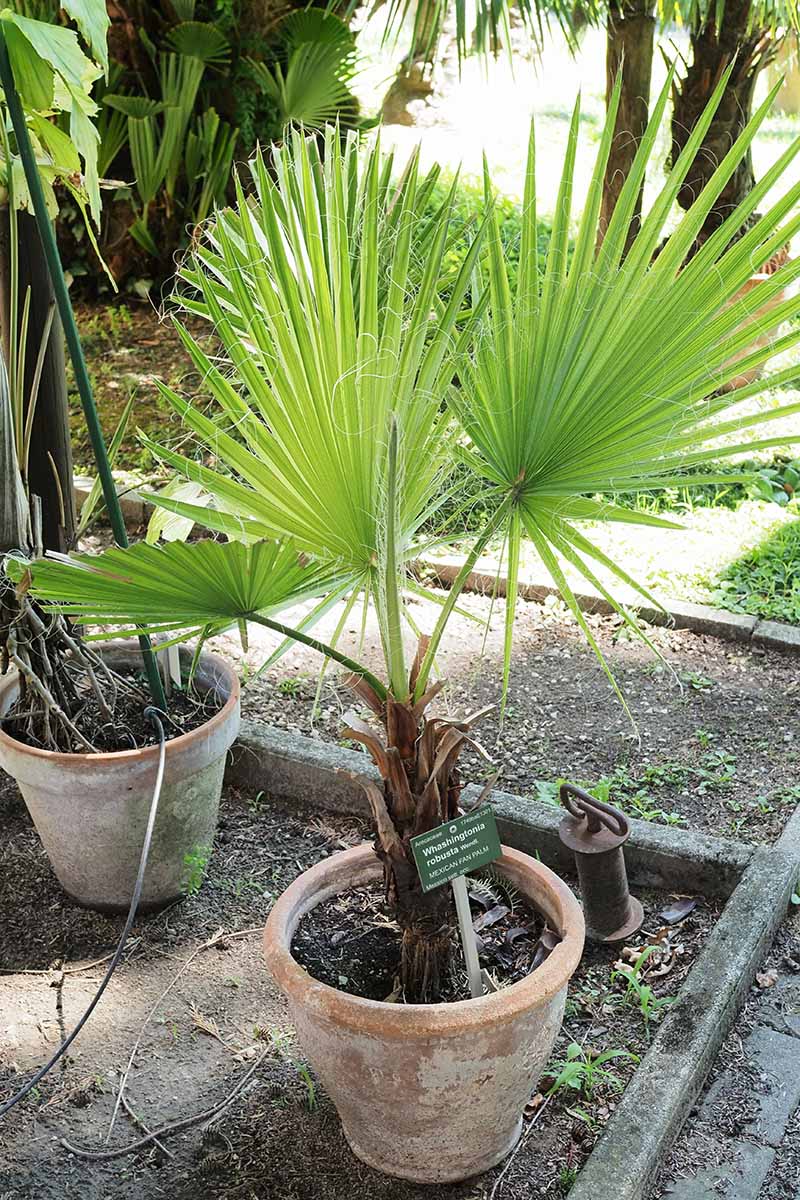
[264,842,585,1183]
[0,642,240,912]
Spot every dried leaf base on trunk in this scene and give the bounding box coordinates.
[344,676,492,1003]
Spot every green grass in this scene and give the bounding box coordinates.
[711,510,800,624]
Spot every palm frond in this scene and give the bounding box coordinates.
[426,67,800,699]
[12,539,340,641]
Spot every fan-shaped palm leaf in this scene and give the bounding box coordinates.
[250,12,359,133]
[418,66,800,702]
[166,21,231,68]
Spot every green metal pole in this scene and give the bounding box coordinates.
[0,30,166,709]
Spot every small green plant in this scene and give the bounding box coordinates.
[270,1030,317,1110]
[680,670,714,693]
[610,948,675,1037]
[546,1042,636,1101]
[182,843,211,895]
[250,790,267,815]
[559,1165,578,1193]
[278,676,303,696]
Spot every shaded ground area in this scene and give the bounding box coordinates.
[651,904,800,1200]
[69,303,211,476]
[217,589,800,843]
[1,772,717,1200]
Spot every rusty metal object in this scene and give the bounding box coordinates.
[558,783,644,944]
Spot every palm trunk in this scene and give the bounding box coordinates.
[670,0,775,249]
[347,690,469,1002]
[600,0,656,251]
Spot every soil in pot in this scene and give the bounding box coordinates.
[292,872,559,1003]
[1,664,222,753]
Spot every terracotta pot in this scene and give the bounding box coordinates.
[0,642,240,912]
[264,843,585,1183]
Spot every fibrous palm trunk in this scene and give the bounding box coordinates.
[600,0,656,252]
[671,0,776,249]
[345,671,489,1002]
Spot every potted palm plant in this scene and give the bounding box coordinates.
[0,2,240,912]
[15,70,800,1180]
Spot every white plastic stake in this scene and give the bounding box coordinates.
[451,874,483,999]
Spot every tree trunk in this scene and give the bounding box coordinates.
[348,690,464,1002]
[600,0,656,251]
[0,211,76,553]
[670,0,769,248]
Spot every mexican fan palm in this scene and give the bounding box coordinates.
[17,75,800,1000]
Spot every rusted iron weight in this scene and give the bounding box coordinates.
[558,783,644,944]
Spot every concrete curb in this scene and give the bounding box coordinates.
[226,721,754,898]
[73,478,800,656]
[568,807,800,1200]
[413,557,800,655]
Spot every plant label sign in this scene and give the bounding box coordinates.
[411,807,502,893]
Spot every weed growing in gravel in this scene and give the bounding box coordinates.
[679,670,715,693]
[546,1043,637,1101]
[533,748,739,827]
[610,948,675,1038]
[270,1030,317,1110]
[559,1166,578,1193]
[278,677,304,697]
[182,844,211,895]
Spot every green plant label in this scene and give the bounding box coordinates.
[410,807,502,893]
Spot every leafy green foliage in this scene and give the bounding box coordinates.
[546,1042,636,1100]
[0,0,108,223]
[747,457,800,506]
[610,948,675,1038]
[21,79,800,706]
[712,510,800,623]
[248,11,360,133]
[12,538,344,643]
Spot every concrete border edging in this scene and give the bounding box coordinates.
[413,557,800,655]
[226,721,754,898]
[569,809,800,1200]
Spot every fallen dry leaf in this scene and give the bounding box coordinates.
[756,969,779,989]
[472,904,510,932]
[659,898,698,925]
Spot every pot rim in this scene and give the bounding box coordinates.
[0,643,240,766]
[264,842,585,1037]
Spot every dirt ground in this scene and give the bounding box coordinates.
[215,588,800,845]
[1,768,718,1200]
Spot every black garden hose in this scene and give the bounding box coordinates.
[0,709,167,1118]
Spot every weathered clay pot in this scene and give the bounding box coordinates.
[264,842,585,1183]
[0,642,240,912]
